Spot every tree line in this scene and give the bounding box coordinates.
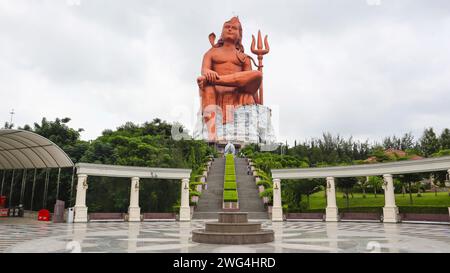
[1,118,214,212]
[242,129,450,212]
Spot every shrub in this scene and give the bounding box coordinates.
[189,190,201,197]
[256,180,272,188]
[398,206,449,214]
[338,207,383,213]
[259,188,273,198]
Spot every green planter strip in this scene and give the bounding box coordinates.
[224,190,238,202]
[223,154,239,203]
[224,182,237,190]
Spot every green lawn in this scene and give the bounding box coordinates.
[305,191,450,210]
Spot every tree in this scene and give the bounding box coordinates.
[2,122,13,129]
[336,177,358,209]
[420,128,439,157]
[430,171,448,196]
[383,136,400,150]
[397,173,423,204]
[400,132,416,151]
[357,176,369,198]
[283,180,303,211]
[439,128,450,150]
[296,179,322,209]
[367,176,383,198]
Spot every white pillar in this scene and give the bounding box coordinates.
[326,177,339,222]
[448,169,450,218]
[382,174,399,223]
[128,177,141,222]
[74,174,88,223]
[179,178,190,221]
[272,178,283,221]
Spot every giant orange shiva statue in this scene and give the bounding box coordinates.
[197,16,270,142]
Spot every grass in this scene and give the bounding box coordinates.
[303,191,450,210]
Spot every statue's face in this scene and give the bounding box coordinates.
[221,21,241,43]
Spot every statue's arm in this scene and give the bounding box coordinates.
[201,50,219,83]
[201,50,213,74]
[242,54,253,71]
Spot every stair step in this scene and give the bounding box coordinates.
[194,157,268,218]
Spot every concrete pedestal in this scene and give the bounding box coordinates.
[192,212,274,244]
[179,207,190,221]
[383,207,400,223]
[128,207,141,222]
[74,206,88,223]
[271,206,283,222]
[326,207,339,222]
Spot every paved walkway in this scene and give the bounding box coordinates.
[1,220,449,253]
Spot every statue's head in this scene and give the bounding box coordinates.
[217,16,244,52]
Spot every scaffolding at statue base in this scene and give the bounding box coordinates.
[194,104,276,146]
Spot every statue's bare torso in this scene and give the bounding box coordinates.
[210,47,245,75]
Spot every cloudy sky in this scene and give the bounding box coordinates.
[1,0,449,144]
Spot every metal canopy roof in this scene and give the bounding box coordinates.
[0,129,74,170]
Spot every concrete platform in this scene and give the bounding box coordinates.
[1,220,450,253]
[192,229,274,244]
[192,212,275,244]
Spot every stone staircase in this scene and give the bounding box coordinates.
[192,158,225,219]
[235,158,268,219]
[193,156,268,220]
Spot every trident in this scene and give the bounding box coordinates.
[251,30,270,105]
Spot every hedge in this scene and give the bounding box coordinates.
[224,154,238,202]
[224,182,237,190]
[287,206,450,214]
[398,206,450,214]
[224,190,238,202]
[225,175,236,182]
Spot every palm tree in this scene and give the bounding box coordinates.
[368,176,383,198]
[357,176,369,198]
